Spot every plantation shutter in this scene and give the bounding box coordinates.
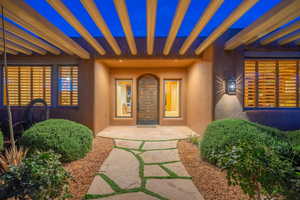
[244,60,257,107]
[257,61,277,108]
[3,66,52,106]
[58,66,78,106]
[278,60,297,107]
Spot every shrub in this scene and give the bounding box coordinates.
[21,119,93,162]
[0,151,70,200]
[200,119,295,200]
[0,130,3,151]
[286,130,300,163]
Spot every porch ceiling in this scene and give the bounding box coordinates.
[0,0,299,58]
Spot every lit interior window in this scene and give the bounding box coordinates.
[116,80,132,117]
[164,80,180,117]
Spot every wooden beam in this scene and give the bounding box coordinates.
[163,0,191,55]
[80,0,121,55]
[146,0,157,55]
[225,0,300,50]
[195,0,258,55]
[1,31,47,55]
[261,20,300,45]
[179,0,224,55]
[47,0,106,55]
[278,31,300,45]
[113,0,137,55]
[0,40,32,55]
[0,0,90,59]
[0,46,18,55]
[0,19,59,55]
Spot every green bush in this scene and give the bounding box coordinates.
[21,119,93,162]
[0,130,3,151]
[200,119,295,200]
[0,151,70,200]
[286,130,300,162]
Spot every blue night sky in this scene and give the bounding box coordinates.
[24,0,282,37]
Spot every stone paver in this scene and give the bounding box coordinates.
[143,140,177,150]
[146,179,204,200]
[163,162,190,177]
[115,139,141,149]
[87,126,204,200]
[144,165,169,177]
[140,149,180,163]
[87,175,114,195]
[99,148,141,189]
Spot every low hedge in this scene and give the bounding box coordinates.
[286,130,300,163]
[0,130,3,151]
[200,119,296,199]
[20,119,93,162]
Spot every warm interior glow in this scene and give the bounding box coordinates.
[116,80,132,117]
[164,80,180,117]
[59,66,78,106]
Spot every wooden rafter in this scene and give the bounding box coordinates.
[113,0,137,55]
[278,31,300,45]
[1,31,47,55]
[0,39,32,55]
[81,0,121,55]
[261,20,300,45]
[225,0,300,50]
[0,18,59,55]
[179,0,224,55]
[195,0,258,55]
[47,0,106,55]
[0,46,18,55]
[146,0,157,55]
[163,0,191,55]
[244,11,300,45]
[0,0,90,59]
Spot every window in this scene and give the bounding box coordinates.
[58,66,78,106]
[3,66,52,106]
[244,60,299,108]
[116,80,132,117]
[164,80,180,117]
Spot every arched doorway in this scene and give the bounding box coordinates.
[137,74,159,125]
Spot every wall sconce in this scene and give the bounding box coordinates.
[226,78,236,95]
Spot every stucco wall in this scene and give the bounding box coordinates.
[93,61,110,133]
[186,47,213,135]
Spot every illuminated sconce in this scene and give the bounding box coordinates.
[226,78,236,95]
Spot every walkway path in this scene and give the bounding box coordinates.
[86,126,204,200]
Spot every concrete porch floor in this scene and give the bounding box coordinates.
[97,126,198,141]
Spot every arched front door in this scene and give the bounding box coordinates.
[137,74,159,125]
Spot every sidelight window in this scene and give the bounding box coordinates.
[164,80,180,117]
[116,79,132,117]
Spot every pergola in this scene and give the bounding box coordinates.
[0,0,300,59]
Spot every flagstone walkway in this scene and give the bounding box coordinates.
[86,126,204,200]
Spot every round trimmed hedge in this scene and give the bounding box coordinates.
[0,130,3,151]
[20,119,93,162]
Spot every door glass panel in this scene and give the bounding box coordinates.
[116,80,132,117]
[164,80,180,117]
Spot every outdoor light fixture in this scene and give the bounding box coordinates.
[226,78,236,95]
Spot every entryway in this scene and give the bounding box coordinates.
[137,74,159,125]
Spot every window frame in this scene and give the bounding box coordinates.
[1,64,53,108]
[115,79,133,118]
[163,79,182,118]
[243,59,300,110]
[57,65,79,108]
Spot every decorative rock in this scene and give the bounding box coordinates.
[144,165,169,177]
[99,192,157,200]
[140,149,180,163]
[87,175,114,195]
[143,140,177,150]
[163,162,190,177]
[115,139,141,149]
[146,179,204,200]
[99,149,141,189]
